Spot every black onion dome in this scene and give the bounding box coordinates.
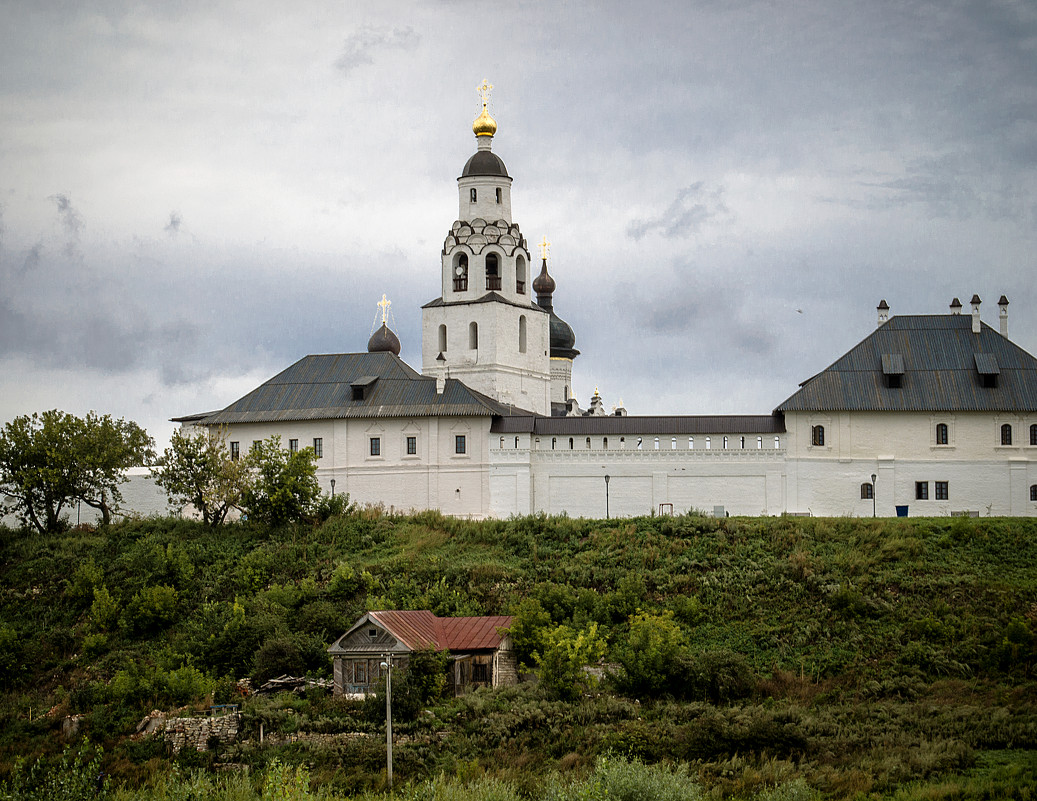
[549,312,579,359]
[367,324,401,356]
[461,150,509,178]
[532,259,555,295]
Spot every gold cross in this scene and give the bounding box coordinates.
[477,79,493,107]
[538,235,550,261]
[377,293,391,324]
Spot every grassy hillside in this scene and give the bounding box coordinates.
[1,510,1035,799]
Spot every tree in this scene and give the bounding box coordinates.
[153,428,251,526]
[611,609,688,698]
[534,622,606,702]
[0,410,153,533]
[240,436,320,526]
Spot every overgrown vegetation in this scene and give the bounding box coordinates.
[1,510,1035,799]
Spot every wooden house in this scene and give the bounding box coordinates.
[327,610,517,696]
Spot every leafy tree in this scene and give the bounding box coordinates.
[153,428,251,526]
[612,609,688,698]
[507,597,552,669]
[534,622,606,702]
[0,410,153,532]
[240,436,320,526]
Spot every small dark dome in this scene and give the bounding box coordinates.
[549,312,579,360]
[367,324,401,356]
[461,150,509,178]
[532,259,555,295]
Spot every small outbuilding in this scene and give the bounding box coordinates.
[328,610,517,696]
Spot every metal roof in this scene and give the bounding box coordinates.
[422,292,548,313]
[491,414,785,435]
[330,611,513,653]
[192,352,527,425]
[777,315,1037,412]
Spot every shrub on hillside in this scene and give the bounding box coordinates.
[611,610,688,698]
[121,584,179,636]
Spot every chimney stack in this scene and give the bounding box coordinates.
[877,299,889,327]
[970,294,982,334]
[949,297,962,315]
[998,295,1009,337]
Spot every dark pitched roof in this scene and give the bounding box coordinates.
[329,611,513,654]
[193,352,526,424]
[777,315,1037,412]
[491,414,785,435]
[422,292,548,313]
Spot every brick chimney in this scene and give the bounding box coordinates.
[949,297,962,315]
[971,294,982,334]
[999,295,1009,337]
[877,299,889,327]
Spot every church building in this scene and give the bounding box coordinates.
[174,85,1037,518]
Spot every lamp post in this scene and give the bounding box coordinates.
[604,474,611,520]
[330,478,336,497]
[871,473,877,518]
[379,655,393,790]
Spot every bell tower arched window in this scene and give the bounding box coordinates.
[470,188,477,203]
[438,324,447,353]
[518,315,527,353]
[485,253,501,290]
[453,253,468,292]
[516,255,526,294]
[469,322,478,350]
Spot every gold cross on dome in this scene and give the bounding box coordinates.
[538,236,550,261]
[477,79,493,107]
[377,293,391,324]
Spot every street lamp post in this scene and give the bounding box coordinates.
[379,655,393,789]
[604,474,611,520]
[871,473,877,518]
[330,478,336,497]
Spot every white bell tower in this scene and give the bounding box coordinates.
[421,81,551,415]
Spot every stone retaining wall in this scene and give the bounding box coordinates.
[162,713,241,753]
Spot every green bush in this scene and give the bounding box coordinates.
[611,610,688,698]
[121,585,179,636]
[90,585,120,632]
[535,623,606,702]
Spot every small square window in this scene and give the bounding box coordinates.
[368,628,377,639]
[370,437,381,457]
[289,438,298,453]
[455,434,466,454]
[313,438,323,459]
[935,481,949,500]
[915,481,929,500]
[230,441,240,461]
[406,436,417,455]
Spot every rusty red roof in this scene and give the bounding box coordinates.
[369,610,512,652]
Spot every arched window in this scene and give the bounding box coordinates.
[499,437,504,448]
[519,315,527,353]
[740,436,746,449]
[534,437,540,449]
[586,437,591,449]
[1001,423,1013,446]
[495,187,502,204]
[705,437,711,450]
[723,436,729,449]
[603,437,608,449]
[485,253,501,290]
[775,436,781,449]
[637,437,643,450]
[564,385,570,400]
[514,436,519,448]
[469,321,478,349]
[811,425,825,447]
[453,253,468,291]
[861,482,874,499]
[1031,424,1037,446]
[516,255,526,294]
[470,188,477,203]
[936,423,949,445]
[757,436,763,449]
[620,437,625,448]
[671,437,677,450]
[438,324,447,352]
[569,437,574,450]
[551,437,556,450]
[654,437,660,450]
[1031,484,1037,501]
[689,437,694,449]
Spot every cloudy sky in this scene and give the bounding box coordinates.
[2,0,1035,449]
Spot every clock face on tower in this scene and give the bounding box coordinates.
[455,266,465,276]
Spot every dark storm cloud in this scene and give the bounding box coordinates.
[626,183,727,241]
[334,26,420,76]
[164,211,182,236]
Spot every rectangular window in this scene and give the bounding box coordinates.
[230,441,240,461]
[935,481,949,500]
[370,437,381,457]
[915,481,929,500]
[313,437,323,459]
[251,440,261,452]
[455,434,466,454]
[353,661,367,684]
[289,438,298,454]
[406,436,417,455]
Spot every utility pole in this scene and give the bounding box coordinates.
[380,655,393,789]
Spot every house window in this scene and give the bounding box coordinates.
[1001,424,1013,446]
[811,425,825,447]
[289,438,298,453]
[352,386,365,401]
[230,441,240,461]
[353,661,367,684]
[472,662,489,683]
[252,440,261,452]
[861,482,874,499]
[935,481,949,500]
[470,188,477,203]
[313,438,323,458]
[1031,424,1037,446]
[1031,484,1037,501]
[916,481,929,500]
[406,436,417,455]
[455,435,466,454]
[368,628,377,639]
[936,423,949,445]
[370,437,380,457]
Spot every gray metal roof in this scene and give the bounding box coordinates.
[194,352,527,425]
[491,414,785,435]
[422,292,548,313]
[777,315,1037,412]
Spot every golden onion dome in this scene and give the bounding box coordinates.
[473,104,497,137]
